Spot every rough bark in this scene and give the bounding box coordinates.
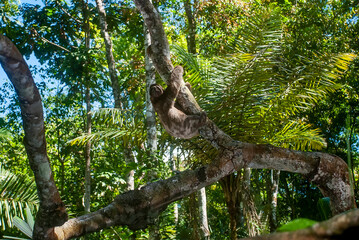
[243,168,260,237]
[220,174,240,240]
[95,0,123,109]
[241,209,359,240]
[189,193,200,240]
[0,0,357,239]
[0,35,68,239]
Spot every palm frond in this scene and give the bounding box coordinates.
[173,6,355,150]
[0,165,38,230]
[13,216,33,239]
[172,44,212,92]
[269,121,326,151]
[67,108,146,147]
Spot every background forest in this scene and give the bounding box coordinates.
[0,0,358,239]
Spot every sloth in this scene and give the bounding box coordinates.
[150,66,207,139]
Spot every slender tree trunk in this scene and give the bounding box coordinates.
[145,25,157,155]
[145,8,160,239]
[184,0,197,54]
[84,86,92,214]
[95,0,137,194]
[189,193,200,240]
[242,168,260,237]
[123,148,135,191]
[346,112,356,199]
[82,0,92,215]
[56,106,65,196]
[95,0,122,109]
[124,148,136,239]
[198,188,210,239]
[169,145,179,224]
[184,4,210,238]
[220,174,239,240]
[268,170,280,232]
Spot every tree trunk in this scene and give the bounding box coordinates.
[184,3,210,238]
[268,170,280,232]
[84,86,92,214]
[170,145,179,224]
[124,148,135,191]
[189,193,200,240]
[242,168,260,237]
[145,7,160,238]
[145,23,157,155]
[95,0,122,109]
[82,0,92,215]
[198,188,210,240]
[346,112,356,198]
[0,34,68,240]
[184,0,197,54]
[220,174,239,240]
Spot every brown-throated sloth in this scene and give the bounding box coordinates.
[150,66,207,139]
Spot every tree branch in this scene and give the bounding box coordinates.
[132,0,355,215]
[0,0,356,238]
[241,209,359,240]
[133,0,173,82]
[54,143,353,238]
[0,34,68,239]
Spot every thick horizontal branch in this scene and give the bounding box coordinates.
[241,209,359,240]
[53,140,354,239]
[53,155,236,239]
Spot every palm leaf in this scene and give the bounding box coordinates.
[269,121,326,151]
[67,108,146,147]
[173,7,355,149]
[0,165,38,230]
[13,216,33,238]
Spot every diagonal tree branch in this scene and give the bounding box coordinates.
[53,143,354,239]
[133,0,173,82]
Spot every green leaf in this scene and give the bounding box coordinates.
[277,218,317,232]
[25,207,35,231]
[0,165,38,230]
[13,216,33,238]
